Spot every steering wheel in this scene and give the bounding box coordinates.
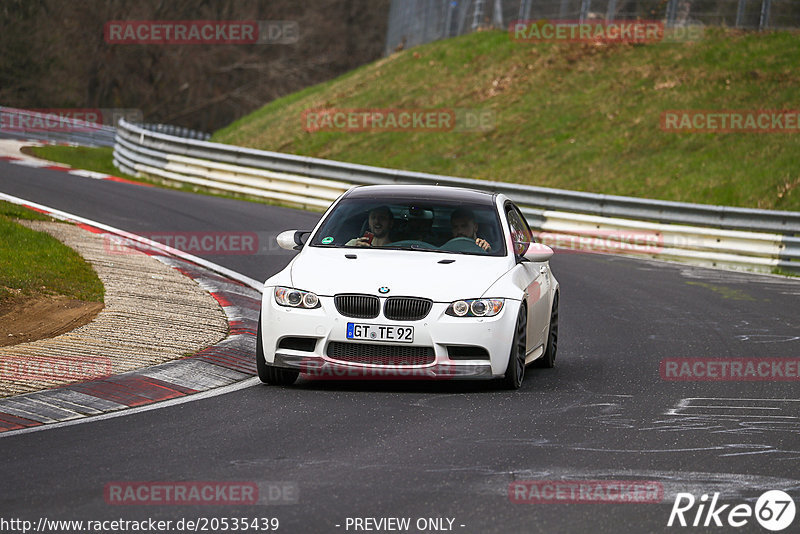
[440,237,486,253]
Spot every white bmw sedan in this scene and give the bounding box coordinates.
[257,185,559,389]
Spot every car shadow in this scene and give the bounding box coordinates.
[284,372,556,393]
[290,376,506,394]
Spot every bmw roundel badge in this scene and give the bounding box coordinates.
[378,286,390,294]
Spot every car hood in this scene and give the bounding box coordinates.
[290,247,512,301]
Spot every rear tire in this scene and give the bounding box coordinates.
[256,315,299,386]
[536,293,558,369]
[502,305,527,390]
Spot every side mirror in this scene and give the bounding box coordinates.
[521,242,554,263]
[277,230,310,251]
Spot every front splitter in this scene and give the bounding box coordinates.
[274,353,495,380]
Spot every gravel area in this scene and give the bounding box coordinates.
[0,221,229,397]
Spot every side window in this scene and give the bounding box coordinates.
[506,206,532,256]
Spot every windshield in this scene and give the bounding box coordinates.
[310,197,506,256]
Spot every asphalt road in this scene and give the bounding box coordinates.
[1,162,799,534]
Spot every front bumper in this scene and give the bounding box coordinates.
[274,353,493,380]
[260,292,518,379]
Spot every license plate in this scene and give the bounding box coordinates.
[346,323,414,343]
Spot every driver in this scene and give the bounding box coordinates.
[450,208,491,252]
[346,206,394,247]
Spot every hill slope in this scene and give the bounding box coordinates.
[213,29,800,211]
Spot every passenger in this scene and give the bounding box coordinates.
[346,206,394,247]
[450,207,491,251]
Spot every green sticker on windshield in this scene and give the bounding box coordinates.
[321,236,334,244]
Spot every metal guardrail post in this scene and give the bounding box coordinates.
[444,0,454,38]
[492,0,504,27]
[736,0,747,27]
[759,0,771,29]
[518,0,532,20]
[666,0,679,26]
[558,0,570,18]
[605,0,618,22]
[472,0,485,29]
[579,0,591,22]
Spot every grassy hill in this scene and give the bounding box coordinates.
[213,28,800,211]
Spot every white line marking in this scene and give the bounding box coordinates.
[68,169,111,179]
[0,191,264,291]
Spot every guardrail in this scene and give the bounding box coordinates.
[0,107,118,147]
[113,118,799,274]
[139,122,211,141]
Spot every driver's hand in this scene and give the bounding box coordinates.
[476,238,491,251]
[354,237,372,247]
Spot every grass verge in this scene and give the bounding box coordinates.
[214,28,800,211]
[0,200,104,304]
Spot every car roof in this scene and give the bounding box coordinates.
[344,184,497,206]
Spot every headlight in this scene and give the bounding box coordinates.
[275,287,321,309]
[446,298,504,317]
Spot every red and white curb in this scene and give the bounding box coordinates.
[0,139,149,187]
[0,193,264,436]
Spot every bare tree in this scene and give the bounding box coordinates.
[0,0,390,131]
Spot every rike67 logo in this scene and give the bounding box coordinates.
[668,490,796,531]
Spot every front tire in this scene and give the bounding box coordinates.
[502,304,527,390]
[256,315,299,386]
[536,293,559,368]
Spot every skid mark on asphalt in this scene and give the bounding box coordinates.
[677,266,800,288]
[666,397,800,419]
[642,397,800,438]
[580,395,800,438]
[734,334,800,343]
[451,394,800,460]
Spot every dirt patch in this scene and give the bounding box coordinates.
[0,295,103,347]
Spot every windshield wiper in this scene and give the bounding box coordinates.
[383,245,467,254]
[385,244,428,251]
